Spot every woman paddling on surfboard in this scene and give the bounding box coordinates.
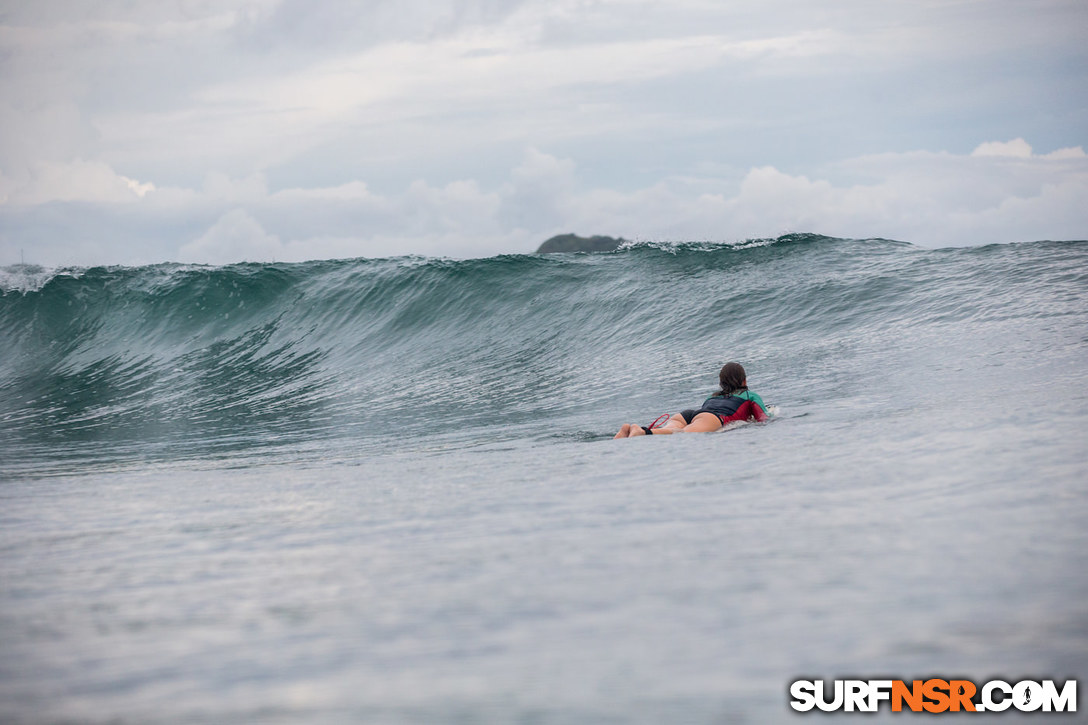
[614,361,771,438]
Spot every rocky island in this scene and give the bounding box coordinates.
[535,233,626,253]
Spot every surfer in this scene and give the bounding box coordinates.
[614,362,770,438]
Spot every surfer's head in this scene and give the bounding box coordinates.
[718,362,747,395]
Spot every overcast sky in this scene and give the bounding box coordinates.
[1,0,1086,265]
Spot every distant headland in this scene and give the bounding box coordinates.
[535,233,626,253]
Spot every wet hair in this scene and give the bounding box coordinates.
[716,362,747,396]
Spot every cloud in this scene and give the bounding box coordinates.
[4,141,1084,267]
[12,0,1062,183]
[169,27,833,172]
[499,147,577,231]
[1,1,1085,264]
[972,137,1086,160]
[178,209,282,264]
[972,138,1034,158]
[497,143,1088,247]
[720,144,1088,245]
[170,172,517,264]
[2,0,1083,203]
[0,159,154,205]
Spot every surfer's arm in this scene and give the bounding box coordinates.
[743,391,771,420]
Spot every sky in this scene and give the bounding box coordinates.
[1,0,1086,266]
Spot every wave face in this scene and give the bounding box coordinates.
[2,234,1087,474]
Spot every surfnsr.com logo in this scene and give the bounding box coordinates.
[789,679,1077,713]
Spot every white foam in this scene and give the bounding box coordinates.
[0,265,84,294]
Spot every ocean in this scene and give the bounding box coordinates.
[1,234,1085,723]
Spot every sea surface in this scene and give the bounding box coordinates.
[1,234,1086,723]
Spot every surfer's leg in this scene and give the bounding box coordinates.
[616,423,649,438]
